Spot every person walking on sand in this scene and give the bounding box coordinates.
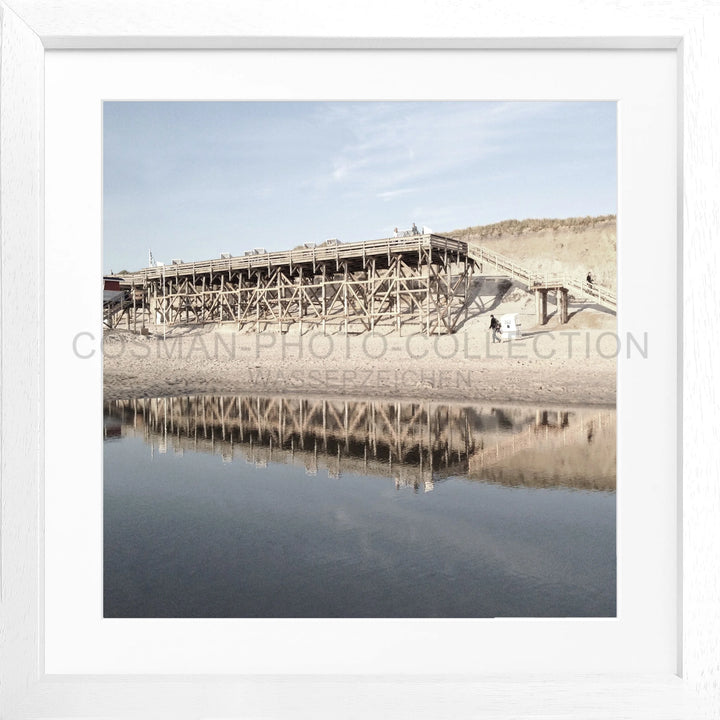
[489,314,501,344]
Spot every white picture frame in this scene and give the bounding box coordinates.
[1,1,718,717]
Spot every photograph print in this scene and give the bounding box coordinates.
[102,101,618,618]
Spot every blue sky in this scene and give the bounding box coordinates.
[103,101,616,273]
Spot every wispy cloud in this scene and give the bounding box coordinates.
[377,188,416,201]
[310,102,557,199]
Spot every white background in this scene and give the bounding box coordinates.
[44,49,678,675]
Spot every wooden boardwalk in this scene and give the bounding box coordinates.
[106,234,617,333]
[116,234,473,335]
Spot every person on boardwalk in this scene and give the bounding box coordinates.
[412,222,418,235]
[489,314,501,343]
[586,271,593,286]
[393,227,399,238]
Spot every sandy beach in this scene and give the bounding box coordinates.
[103,311,618,405]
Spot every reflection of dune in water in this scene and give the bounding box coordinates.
[104,394,615,492]
[469,412,616,491]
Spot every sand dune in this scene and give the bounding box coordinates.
[448,215,617,290]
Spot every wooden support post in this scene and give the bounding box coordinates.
[558,288,569,324]
[395,256,401,334]
[464,258,470,327]
[535,288,548,325]
[425,249,431,336]
[220,274,225,323]
[343,262,349,335]
[256,272,261,333]
[445,256,452,333]
[187,278,192,324]
[299,266,304,336]
[237,273,242,330]
[167,278,171,325]
[436,267,440,335]
[150,281,156,328]
[321,264,327,335]
[370,258,376,333]
[277,269,282,331]
[140,281,146,331]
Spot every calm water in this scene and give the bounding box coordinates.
[104,395,616,618]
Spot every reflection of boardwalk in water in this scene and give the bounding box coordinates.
[104,395,615,491]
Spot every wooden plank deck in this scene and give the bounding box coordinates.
[121,233,466,284]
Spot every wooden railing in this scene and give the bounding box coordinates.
[563,277,617,309]
[466,245,617,311]
[122,234,466,284]
[465,245,539,286]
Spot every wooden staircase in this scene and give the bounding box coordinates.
[464,244,616,312]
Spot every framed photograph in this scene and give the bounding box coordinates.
[1,1,717,718]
